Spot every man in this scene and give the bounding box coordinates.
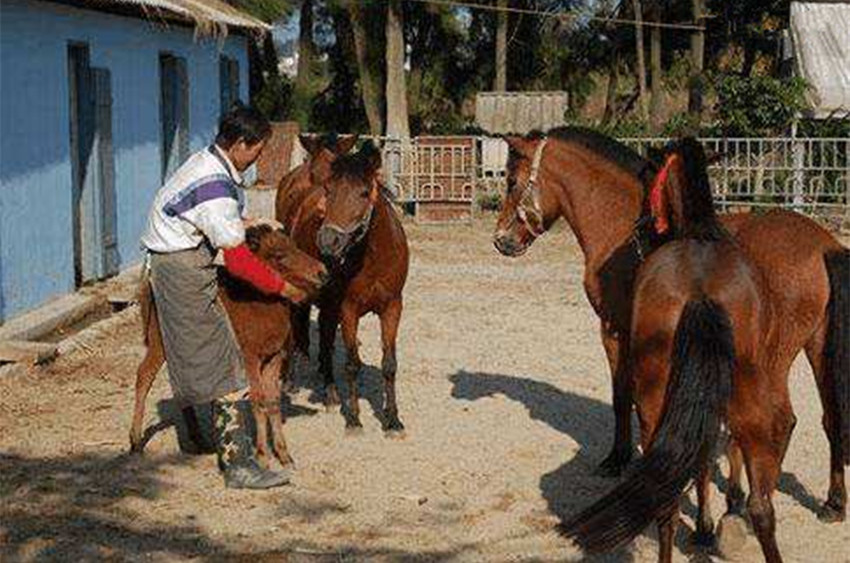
[142,104,303,489]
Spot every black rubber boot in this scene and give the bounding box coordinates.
[212,398,290,490]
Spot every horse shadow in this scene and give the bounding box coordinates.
[449,370,715,562]
[288,318,389,431]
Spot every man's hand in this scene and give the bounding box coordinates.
[280,283,308,304]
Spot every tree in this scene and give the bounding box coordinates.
[648,4,664,129]
[385,0,410,137]
[688,0,705,117]
[633,0,648,120]
[494,0,508,91]
[348,0,385,134]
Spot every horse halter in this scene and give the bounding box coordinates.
[322,202,374,250]
[512,137,549,239]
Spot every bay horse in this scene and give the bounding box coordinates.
[278,141,409,434]
[129,225,328,468]
[276,134,358,362]
[561,138,834,563]
[493,127,850,522]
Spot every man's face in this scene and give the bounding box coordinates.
[228,138,267,172]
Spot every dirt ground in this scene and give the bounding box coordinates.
[1,218,848,562]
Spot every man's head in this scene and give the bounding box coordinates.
[215,104,272,172]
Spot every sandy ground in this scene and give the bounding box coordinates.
[1,218,848,562]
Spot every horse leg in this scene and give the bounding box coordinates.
[379,298,404,435]
[264,353,294,469]
[129,344,165,453]
[805,330,847,522]
[656,508,679,563]
[292,304,311,360]
[725,439,747,516]
[693,462,716,549]
[318,303,341,409]
[597,325,633,477]
[734,398,795,563]
[340,301,363,431]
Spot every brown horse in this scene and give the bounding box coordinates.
[282,142,409,434]
[129,225,328,467]
[493,127,850,522]
[276,134,358,360]
[561,137,805,563]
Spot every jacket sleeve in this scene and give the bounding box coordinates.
[222,244,286,295]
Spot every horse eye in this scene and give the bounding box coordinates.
[361,190,370,198]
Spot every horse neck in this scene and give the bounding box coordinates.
[545,142,644,268]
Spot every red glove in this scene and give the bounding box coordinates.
[223,244,285,295]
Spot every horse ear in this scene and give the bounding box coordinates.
[503,135,534,160]
[299,134,322,157]
[334,134,359,156]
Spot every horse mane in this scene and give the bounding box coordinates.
[539,126,656,187]
[330,143,380,182]
[670,138,728,242]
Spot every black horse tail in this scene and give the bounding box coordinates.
[672,137,728,242]
[561,299,734,553]
[825,248,850,464]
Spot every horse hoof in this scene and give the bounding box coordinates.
[817,501,846,523]
[716,514,748,558]
[129,444,144,456]
[384,428,407,440]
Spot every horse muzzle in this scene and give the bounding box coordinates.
[317,224,353,260]
[493,230,527,257]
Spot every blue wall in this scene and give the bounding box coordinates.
[0,0,249,321]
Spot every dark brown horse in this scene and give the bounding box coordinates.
[493,127,850,522]
[129,225,328,467]
[280,142,409,434]
[561,138,845,563]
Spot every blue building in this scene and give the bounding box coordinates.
[0,0,267,322]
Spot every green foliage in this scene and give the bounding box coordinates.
[714,74,809,136]
[228,0,293,23]
[797,115,850,138]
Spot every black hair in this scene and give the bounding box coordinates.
[215,102,271,148]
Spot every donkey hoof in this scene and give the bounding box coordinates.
[817,500,846,523]
[716,514,748,558]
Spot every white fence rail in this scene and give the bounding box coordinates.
[375,136,849,227]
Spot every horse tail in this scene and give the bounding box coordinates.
[825,248,850,464]
[671,137,727,242]
[138,267,154,347]
[561,298,734,553]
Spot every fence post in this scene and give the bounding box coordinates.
[791,121,804,210]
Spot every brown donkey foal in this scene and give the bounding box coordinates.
[129,225,328,468]
[562,139,850,563]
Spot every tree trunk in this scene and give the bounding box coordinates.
[494,0,508,91]
[295,0,314,95]
[349,1,384,135]
[633,0,648,121]
[649,10,664,130]
[688,0,705,117]
[385,0,410,138]
[602,53,620,126]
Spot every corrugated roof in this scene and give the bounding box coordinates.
[790,1,850,118]
[49,0,270,35]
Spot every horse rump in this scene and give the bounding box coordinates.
[560,299,734,553]
[825,248,850,464]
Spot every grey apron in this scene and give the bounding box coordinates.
[148,244,246,406]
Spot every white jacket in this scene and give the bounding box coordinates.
[141,145,246,253]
